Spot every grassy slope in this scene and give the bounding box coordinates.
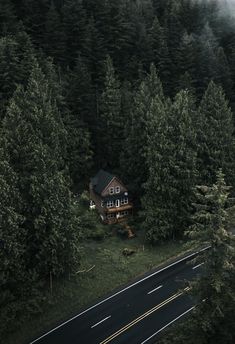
[5,230,195,344]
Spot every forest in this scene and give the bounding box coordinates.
[0,0,235,343]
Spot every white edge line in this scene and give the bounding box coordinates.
[199,245,211,252]
[29,250,200,343]
[192,262,205,270]
[147,285,163,295]
[91,316,111,329]
[140,306,196,344]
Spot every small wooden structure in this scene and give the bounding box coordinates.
[89,169,133,224]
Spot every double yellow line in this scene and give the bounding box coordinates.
[100,287,190,344]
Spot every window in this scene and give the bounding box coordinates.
[121,197,128,205]
[120,210,128,217]
[107,200,114,208]
[115,199,120,207]
[101,201,104,207]
[109,187,114,195]
[115,186,120,194]
[107,213,115,219]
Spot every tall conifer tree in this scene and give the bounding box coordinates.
[186,170,235,343]
[3,64,80,277]
[121,64,164,199]
[196,81,235,189]
[142,90,197,242]
[98,55,122,170]
[0,147,26,335]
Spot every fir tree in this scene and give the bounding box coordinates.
[121,64,164,199]
[3,64,80,278]
[148,15,171,87]
[215,46,233,99]
[194,24,219,98]
[196,81,235,189]
[62,0,87,66]
[157,171,235,344]
[98,55,122,170]
[0,0,18,35]
[143,90,197,242]
[21,0,49,47]
[0,147,25,335]
[176,33,196,91]
[0,32,35,119]
[44,0,66,64]
[67,55,95,128]
[186,170,235,343]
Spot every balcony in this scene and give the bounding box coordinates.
[106,203,133,213]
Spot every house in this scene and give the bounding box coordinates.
[89,169,133,224]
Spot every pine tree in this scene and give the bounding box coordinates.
[44,0,66,64]
[196,81,235,189]
[3,64,80,278]
[164,0,184,96]
[62,0,87,66]
[215,46,233,99]
[142,90,197,242]
[176,33,196,91]
[0,0,18,35]
[194,24,219,98]
[141,96,171,242]
[67,55,95,128]
[186,169,235,343]
[0,32,35,119]
[157,171,235,344]
[0,147,26,335]
[121,64,164,199]
[81,15,107,86]
[148,15,171,87]
[21,0,49,47]
[98,56,122,170]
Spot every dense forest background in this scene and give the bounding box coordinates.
[0,0,235,342]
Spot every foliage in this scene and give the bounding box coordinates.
[142,90,197,242]
[1,0,235,341]
[196,81,235,189]
[158,170,235,344]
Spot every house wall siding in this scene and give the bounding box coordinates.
[89,183,105,216]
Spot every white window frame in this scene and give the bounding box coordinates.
[101,201,104,207]
[109,187,114,195]
[115,186,120,194]
[107,200,114,208]
[121,197,128,205]
[115,199,120,207]
[120,210,128,216]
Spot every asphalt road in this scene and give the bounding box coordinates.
[30,249,207,344]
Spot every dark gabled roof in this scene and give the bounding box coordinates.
[91,169,115,195]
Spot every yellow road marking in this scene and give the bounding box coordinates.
[100,287,190,344]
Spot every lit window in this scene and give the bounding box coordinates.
[109,187,114,195]
[115,186,120,194]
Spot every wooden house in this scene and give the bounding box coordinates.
[89,169,133,224]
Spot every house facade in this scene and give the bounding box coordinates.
[89,169,133,224]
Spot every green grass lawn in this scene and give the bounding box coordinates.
[5,230,195,344]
